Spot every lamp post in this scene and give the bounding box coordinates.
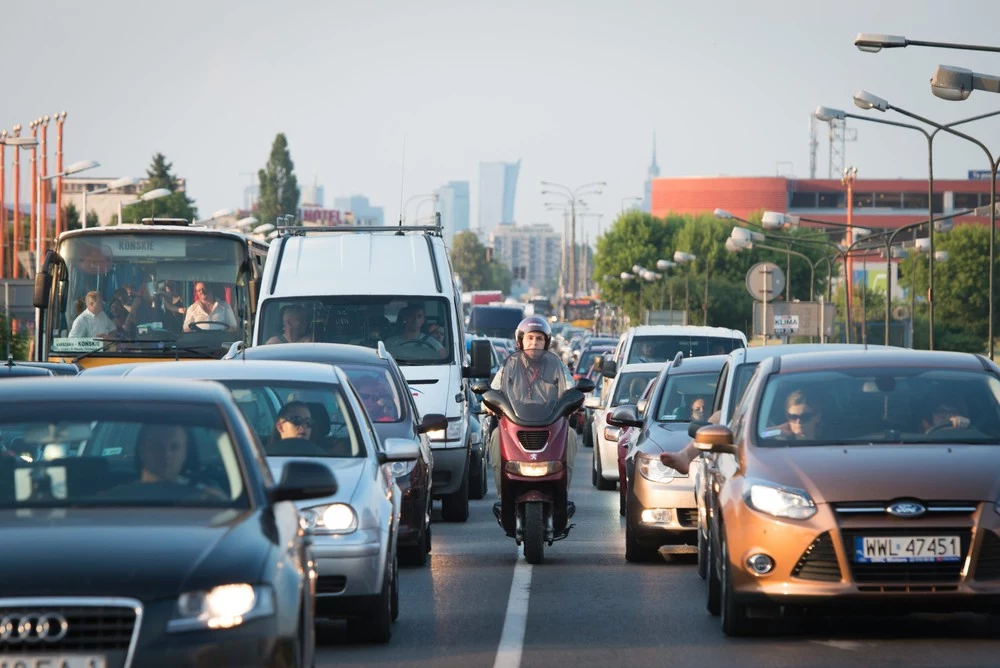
[854,33,1000,54]
[38,116,51,260]
[673,251,696,325]
[632,264,647,321]
[36,160,99,272]
[640,269,661,325]
[81,177,140,229]
[0,134,39,278]
[815,105,1000,350]
[656,259,676,319]
[118,188,171,226]
[542,180,605,301]
[619,272,634,330]
[854,89,1000,358]
[620,196,642,214]
[54,112,66,238]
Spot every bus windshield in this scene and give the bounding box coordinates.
[50,232,251,358]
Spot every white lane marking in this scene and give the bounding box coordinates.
[494,559,533,668]
[810,640,867,651]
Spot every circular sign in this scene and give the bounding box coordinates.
[745,262,786,303]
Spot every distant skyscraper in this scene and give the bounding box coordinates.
[302,174,325,207]
[642,133,660,213]
[333,194,384,226]
[478,160,520,234]
[437,181,470,243]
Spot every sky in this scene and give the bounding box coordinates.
[6,0,1000,243]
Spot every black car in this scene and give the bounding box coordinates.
[0,377,335,667]
[226,342,440,566]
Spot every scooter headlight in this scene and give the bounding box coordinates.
[505,461,564,477]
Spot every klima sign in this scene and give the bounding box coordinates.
[773,314,799,335]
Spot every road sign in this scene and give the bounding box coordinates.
[773,314,799,335]
[745,262,785,303]
[969,169,992,180]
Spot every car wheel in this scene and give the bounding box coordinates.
[619,489,626,516]
[583,421,594,448]
[697,521,709,580]
[347,557,393,643]
[720,531,759,637]
[706,528,721,616]
[424,522,432,554]
[594,445,615,491]
[399,539,428,567]
[441,460,470,522]
[468,450,488,501]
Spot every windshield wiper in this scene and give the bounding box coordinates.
[71,339,146,364]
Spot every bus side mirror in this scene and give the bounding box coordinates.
[33,271,52,310]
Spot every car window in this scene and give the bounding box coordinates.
[612,371,659,407]
[711,362,729,415]
[223,381,364,458]
[626,335,742,364]
[731,366,762,441]
[728,362,761,417]
[0,402,248,509]
[755,367,1000,447]
[339,364,404,424]
[654,371,720,422]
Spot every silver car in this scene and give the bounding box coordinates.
[118,360,418,643]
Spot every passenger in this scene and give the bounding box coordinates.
[634,340,657,363]
[385,305,447,359]
[689,396,707,422]
[770,390,823,441]
[921,400,971,432]
[268,402,314,444]
[266,304,314,344]
[123,281,159,330]
[107,424,224,498]
[68,291,115,338]
[158,280,186,332]
[354,376,398,422]
[183,282,238,333]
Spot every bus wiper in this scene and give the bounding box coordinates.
[166,344,218,361]
[72,339,145,364]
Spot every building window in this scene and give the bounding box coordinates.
[954,193,981,210]
[852,192,874,208]
[817,192,845,208]
[789,191,817,208]
[874,192,901,208]
[901,192,929,209]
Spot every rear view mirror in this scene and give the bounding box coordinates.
[33,270,52,310]
[270,461,337,502]
[608,405,642,428]
[688,420,709,438]
[693,425,738,455]
[418,413,448,434]
[576,378,596,394]
[465,340,493,379]
[601,360,618,379]
[382,437,420,462]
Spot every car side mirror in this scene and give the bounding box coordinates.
[687,419,709,438]
[418,413,448,434]
[382,437,420,461]
[608,404,643,428]
[575,378,596,394]
[636,399,648,416]
[601,360,618,379]
[465,340,493,378]
[583,396,602,410]
[471,381,490,395]
[270,461,337,503]
[693,424,738,455]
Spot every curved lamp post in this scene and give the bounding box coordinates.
[673,251,696,324]
[81,176,140,229]
[118,187,171,226]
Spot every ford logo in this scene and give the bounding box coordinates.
[887,501,926,518]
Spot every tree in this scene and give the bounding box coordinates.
[119,153,198,224]
[85,210,99,228]
[0,314,29,360]
[256,133,300,230]
[63,203,81,231]
[451,231,491,290]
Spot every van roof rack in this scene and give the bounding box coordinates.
[276,224,443,237]
[140,218,191,227]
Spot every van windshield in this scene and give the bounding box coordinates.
[258,296,454,366]
[627,335,742,364]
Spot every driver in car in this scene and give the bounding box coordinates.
[385,305,447,359]
[107,425,224,499]
[183,281,238,333]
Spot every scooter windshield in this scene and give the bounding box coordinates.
[497,351,569,424]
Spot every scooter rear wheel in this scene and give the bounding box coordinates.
[523,501,545,564]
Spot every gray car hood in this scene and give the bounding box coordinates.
[634,421,693,455]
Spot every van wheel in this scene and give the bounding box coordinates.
[468,450,488,500]
[441,461,470,522]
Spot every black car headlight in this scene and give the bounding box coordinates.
[168,584,274,632]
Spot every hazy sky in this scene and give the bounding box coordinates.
[6,0,1000,241]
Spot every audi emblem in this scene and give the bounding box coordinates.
[0,613,69,644]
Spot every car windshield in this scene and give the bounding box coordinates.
[495,351,569,423]
[258,296,453,366]
[612,371,659,407]
[0,402,248,509]
[339,364,404,424]
[222,381,365,457]
[627,335,742,364]
[655,371,719,422]
[756,367,1000,446]
[577,347,612,373]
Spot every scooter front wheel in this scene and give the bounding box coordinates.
[523,501,545,564]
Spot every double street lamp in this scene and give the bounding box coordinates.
[81,176,140,229]
[542,180,605,299]
[0,134,39,278]
[118,188,171,227]
[673,251,697,325]
[37,160,100,272]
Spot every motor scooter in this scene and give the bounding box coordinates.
[475,350,594,564]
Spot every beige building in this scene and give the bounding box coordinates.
[490,222,561,295]
[61,177,186,227]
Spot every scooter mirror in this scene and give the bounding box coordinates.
[471,381,490,395]
[575,378,596,394]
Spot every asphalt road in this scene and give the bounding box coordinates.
[316,447,1000,668]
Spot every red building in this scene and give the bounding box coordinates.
[651,176,994,230]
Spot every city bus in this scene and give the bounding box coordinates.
[33,219,268,368]
[564,297,599,330]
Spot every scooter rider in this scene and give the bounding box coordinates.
[487,316,577,498]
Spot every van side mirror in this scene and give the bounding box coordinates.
[465,340,493,378]
[693,424,738,455]
[601,359,618,379]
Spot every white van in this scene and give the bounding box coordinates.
[253,224,491,522]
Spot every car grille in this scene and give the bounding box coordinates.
[792,532,842,582]
[975,530,1000,581]
[841,528,971,584]
[0,604,136,653]
[676,509,698,528]
[316,575,347,595]
[833,501,978,516]
[517,431,548,451]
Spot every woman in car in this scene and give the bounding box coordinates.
[766,389,823,441]
[265,402,328,457]
[354,376,398,423]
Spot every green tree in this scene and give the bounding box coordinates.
[85,210,99,228]
[119,153,198,224]
[63,203,81,231]
[0,314,29,360]
[451,231,491,290]
[256,133,300,230]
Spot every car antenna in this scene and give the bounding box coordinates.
[396,136,406,236]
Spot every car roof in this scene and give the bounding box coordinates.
[121,359,345,383]
[235,342,390,367]
[667,354,728,373]
[773,349,987,374]
[618,362,669,374]
[627,325,746,338]
[7,361,79,376]
[730,343,894,365]
[0,377,234,403]
[0,365,54,377]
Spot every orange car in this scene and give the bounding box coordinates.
[696,349,1000,636]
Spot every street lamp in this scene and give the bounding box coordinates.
[0,134,39,278]
[621,196,642,214]
[619,271,634,330]
[854,89,1000,358]
[854,33,1000,54]
[930,65,1000,101]
[37,160,99,271]
[118,187,171,226]
[81,176,140,229]
[542,180,605,301]
[673,251,696,325]
[193,208,236,226]
[656,259,676,316]
[231,216,258,230]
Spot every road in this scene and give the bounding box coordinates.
[316,448,1000,668]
